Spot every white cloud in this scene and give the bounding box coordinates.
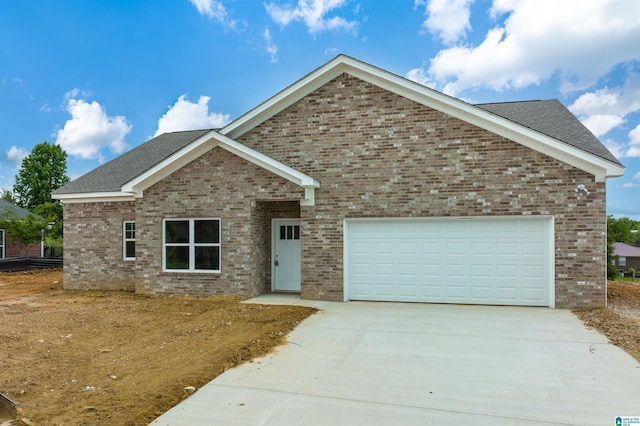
[188,0,239,29]
[265,0,357,33]
[419,0,640,96]
[625,124,640,157]
[55,92,132,160]
[406,67,435,88]
[414,0,474,44]
[6,146,28,165]
[263,27,278,63]
[154,95,231,137]
[569,73,640,137]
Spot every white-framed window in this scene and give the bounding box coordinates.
[163,218,220,272]
[0,229,5,259]
[123,221,136,260]
[618,256,627,266]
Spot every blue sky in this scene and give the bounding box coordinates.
[1,0,640,217]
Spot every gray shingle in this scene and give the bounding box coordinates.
[0,199,34,220]
[476,99,621,165]
[54,129,211,194]
[55,98,621,196]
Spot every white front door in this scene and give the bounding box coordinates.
[272,219,301,292]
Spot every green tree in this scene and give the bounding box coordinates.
[12,142,69,244]
[13,142,70,212]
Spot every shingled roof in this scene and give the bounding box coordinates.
[54,129,210,194]
[0,199,34,220]
[54,56,622,197]
[476,100,621,165]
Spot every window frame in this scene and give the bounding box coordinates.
[123,221,136,260]
[162,218,221,273]
[618,256,627,267]
[0,229,4,259]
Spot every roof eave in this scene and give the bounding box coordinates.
[51,191,136,203]
[221,54,624,181]
[121,131,320,206]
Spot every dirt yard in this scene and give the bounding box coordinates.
[574,280,640,362]
[0,270,317,425]
[1,271,639,425]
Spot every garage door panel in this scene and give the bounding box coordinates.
[347,217,551,306]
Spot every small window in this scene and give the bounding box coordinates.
[0,229,4,259]
[123,222,136,260]
[618,256,627,266]
[164,219,220,272]
[279,225,300,240]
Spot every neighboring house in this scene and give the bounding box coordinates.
[612,242,640,275]
[0,199,42,258]
[52,55,624,309]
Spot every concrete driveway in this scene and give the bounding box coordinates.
[150,296,640,426]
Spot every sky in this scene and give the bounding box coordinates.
[1,0,640,218]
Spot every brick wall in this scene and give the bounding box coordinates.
[3,236,41,258]
[237,73,607,308]
[61,73,609,309]
[63,201,136,291]
[133,147,304,297]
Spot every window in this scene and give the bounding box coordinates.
[619,256,627,266]
[163,219,220,272]
[123,221,136,260]
[279,225,300,240]
[0,229,4,259]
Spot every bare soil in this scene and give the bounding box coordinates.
[2,271,638,425]
[574,280,640,362]
[0,270,317,425]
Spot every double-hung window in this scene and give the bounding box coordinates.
[163,218,220,272]
[123,222,136,260]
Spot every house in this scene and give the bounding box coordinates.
[0,199,42,258]
[612,242,640,275]
[52,55,624,309]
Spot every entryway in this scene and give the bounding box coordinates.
[272,219,301,292]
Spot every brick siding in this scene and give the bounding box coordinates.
[62,73,608,308]
[237,73,607,308]
[63,201,136,291]
[2,235,41,258]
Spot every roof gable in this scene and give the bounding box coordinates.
[54,55,624,204]
[54,131,320,206]
[222,55,623,182]
[53,129,210,195]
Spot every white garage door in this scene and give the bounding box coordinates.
[346,217,552,306]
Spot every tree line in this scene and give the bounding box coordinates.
[1,142,69,256]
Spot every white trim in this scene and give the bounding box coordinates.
[0,228,4,259]
[222,55,623,180]
[51,192,135,203]
[121,131,319,205]
[343,215,555,308]
[123,221,136,261]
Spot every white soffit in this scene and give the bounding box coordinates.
[221,55,623,181]
[51,191,135,203]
